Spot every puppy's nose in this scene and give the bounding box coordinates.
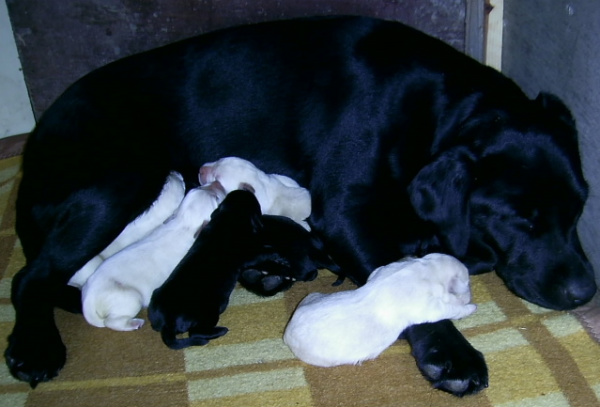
[198,165,212,184]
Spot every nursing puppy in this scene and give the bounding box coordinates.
[69,171,186,288]
[149,189,262,349]
[149,189,339,349]
[81,182,225,331]
[199,157,311,230]
[284,254,476,367]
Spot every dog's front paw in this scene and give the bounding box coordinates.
[404,320,488,397]
[4,325,66,388]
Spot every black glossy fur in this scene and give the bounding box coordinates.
[8,16,596,394]
[149,190,259,350]
[149,189,337,349]
[238,214,338,296]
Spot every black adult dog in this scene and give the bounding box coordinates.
[149,189,338,350]
[8,16,596,394]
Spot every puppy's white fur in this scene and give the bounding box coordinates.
[199,156,311,230]
[283,253,477,367]
[69,172,186,288]
[81,182,225,331]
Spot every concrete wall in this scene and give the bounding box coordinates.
[502,1,600,282]
[6,0,467,119]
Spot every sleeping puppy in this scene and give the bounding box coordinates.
[283,254,476,367]
[81,182,225,331]
[199,157,312,230]
[68,171,186,288]
[149,189,338,349]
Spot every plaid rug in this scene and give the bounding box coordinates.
[0,154,599,407]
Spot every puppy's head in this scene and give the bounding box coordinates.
[199,157,266,195]
[199,157,309,222]
[208,189,264,235]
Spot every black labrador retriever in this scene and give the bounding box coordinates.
[8,16,596,395]
[149,189,338,350]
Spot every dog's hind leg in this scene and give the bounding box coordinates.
[6,173,169,387]
[54,285,83,314]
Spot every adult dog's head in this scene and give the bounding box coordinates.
[408,92,596,310]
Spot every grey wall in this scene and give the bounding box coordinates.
[503,1,600,283]
[7,0,467,119]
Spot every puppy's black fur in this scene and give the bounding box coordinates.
[239,214,339,296]
[149,190,262,350]
[149,190,338,349]
[9,16,596,394]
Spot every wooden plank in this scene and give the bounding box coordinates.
[465,0,485,62]
[485,0,503,70]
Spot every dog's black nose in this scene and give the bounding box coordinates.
[563,278,597,306]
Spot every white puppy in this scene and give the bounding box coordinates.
[198,156,311,230]
[68,171,186,288]
[283,253,477,367]
[80,182,225,331]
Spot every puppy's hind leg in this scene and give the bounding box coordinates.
[162,326,229,350]
[104,316,145,331]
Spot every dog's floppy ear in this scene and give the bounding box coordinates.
[407,147,474,256]
[534,92,576,129]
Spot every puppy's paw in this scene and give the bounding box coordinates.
[5,324,66,388]
[239,269,295,296]
[104,316,145,331]
[129,318,145,330]
[449,303,477,320]
[162,326,229,350]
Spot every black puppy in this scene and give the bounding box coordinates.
[239,214,340,296]
[149,189,338,349]
[149,189,261,350]
[9,16,595,394]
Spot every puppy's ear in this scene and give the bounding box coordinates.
[407,147,474,256]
